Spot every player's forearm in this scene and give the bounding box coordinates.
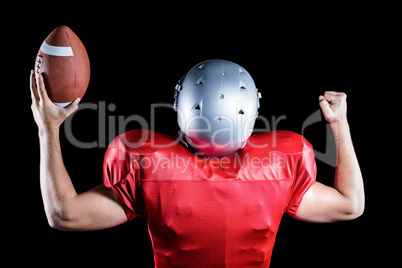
[331,120,365,216]
[39,128,78,228]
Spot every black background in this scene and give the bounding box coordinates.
[7,3,395,267]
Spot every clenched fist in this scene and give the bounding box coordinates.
[319,91,348,124]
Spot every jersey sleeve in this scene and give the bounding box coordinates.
[286,138,317,216]
[102,136,140,221]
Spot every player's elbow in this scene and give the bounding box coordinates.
[351,201,365,219]
[47,213,70,231]
[342,198,365,220]
[46,207,81,231]
[47,214,67,230]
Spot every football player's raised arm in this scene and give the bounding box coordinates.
[294,92,365,223]
[30,72,127,230]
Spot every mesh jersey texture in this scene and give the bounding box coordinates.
[103,130,316,267]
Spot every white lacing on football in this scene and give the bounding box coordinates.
[35,55,43,75]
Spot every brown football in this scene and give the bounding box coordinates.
[35,26,90,107]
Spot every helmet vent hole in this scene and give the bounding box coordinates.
[240,86,247,91]
[196,81,204,85]
[194,104,201,110]
[239,109,245,115]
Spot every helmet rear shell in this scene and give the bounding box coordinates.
[176,59,260,157]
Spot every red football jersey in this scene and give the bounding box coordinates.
[103,130,316,267]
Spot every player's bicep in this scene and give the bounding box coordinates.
[293,182,354,223]
[63,185,128,231]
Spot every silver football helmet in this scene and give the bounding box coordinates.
[174,59,261,158]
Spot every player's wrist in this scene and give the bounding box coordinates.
[330,119,351,144]
[38,125,60,139]
[329,117,349,130]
